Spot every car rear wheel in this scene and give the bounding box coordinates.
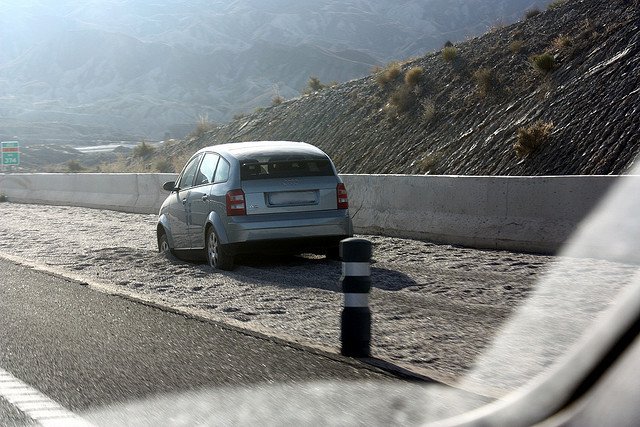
[206,227,234,271]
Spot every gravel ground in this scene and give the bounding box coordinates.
[0,202,636,396]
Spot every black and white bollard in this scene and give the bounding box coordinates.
[340,238,372,358]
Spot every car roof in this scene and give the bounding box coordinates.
[196,141,329,162]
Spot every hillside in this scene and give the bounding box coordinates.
[150,0,639,175]
[0,0,552,142]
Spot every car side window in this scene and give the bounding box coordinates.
[177,154,202,190]
[196,153,220,186]
[213,158,230,183]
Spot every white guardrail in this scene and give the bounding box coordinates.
[0,173,629,253]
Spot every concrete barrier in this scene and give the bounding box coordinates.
[341,174,624,253]
[0,172,631,253]
[0,173,176,214]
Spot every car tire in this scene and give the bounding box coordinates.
[158,231,172,255]
[206,226,234,271]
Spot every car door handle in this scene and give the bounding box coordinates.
[202,195,209,202]
[182,198,187,205]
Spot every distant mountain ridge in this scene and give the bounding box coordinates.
[0,0,551,142]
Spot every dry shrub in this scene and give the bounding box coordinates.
[514,120,554,157]
[441,46,457,62]
[421,100,437,123]
[133,141,156,158]
[190,114,215,139]
[375,62,402,87]
[383,103,399,121]
[552,35,572,49]
[389,85,418,114]
[532,53,556,73]
[525,8,541,19]
[404,66,424,87]
[419,152,442,172]
[548,0,569,10]
[307,76,324,92]
[96,156,130,173]
[473,68,494,97]
[154,158,174,173]
[510,39,524,54]
[66,159,84,172]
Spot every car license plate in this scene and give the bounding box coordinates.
[268,190,318,206]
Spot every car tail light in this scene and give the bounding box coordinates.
[226,189,246,216]
[337,183,349,209]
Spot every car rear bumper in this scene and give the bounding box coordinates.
[226,235,351,256]
[224,209,353,253]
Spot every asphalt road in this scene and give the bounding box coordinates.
[0,203,556,384]
[0,258,404,425]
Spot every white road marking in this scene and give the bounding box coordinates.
[0,368,93,427]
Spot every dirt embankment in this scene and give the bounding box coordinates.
[158,0,639,176]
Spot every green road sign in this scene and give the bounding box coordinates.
[1,141,20,166]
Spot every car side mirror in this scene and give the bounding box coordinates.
[163,181,178,192]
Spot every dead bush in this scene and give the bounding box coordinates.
[441,46,457,62]
[532,53,556,73]
[509,39,524,54]
[473,68,494,97]
[375,62,403,87]
[514,120,554,157]
[404,66,424,87]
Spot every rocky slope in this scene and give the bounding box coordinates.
[156,0,639,175]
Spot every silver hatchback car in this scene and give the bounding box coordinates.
[157,141,353,270]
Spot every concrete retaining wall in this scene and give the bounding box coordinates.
[0,173,628,253]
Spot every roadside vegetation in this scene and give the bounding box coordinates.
[473,68,494,97]
[441,46,458,62]
[303,76,336,94]
[531,53,556,73]
[514,121,554,158]
[153,158,174,173]
[374,62,403,87]
[525,8,541,19]
[133,141,156,158]
[377,64,428,120]
[509,39,524,54]
[66,159,84,172]
[548,0,569,10]
[404,66,424,86]
[188,114,216,139]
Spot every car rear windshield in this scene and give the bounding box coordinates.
[240,157,334,180]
